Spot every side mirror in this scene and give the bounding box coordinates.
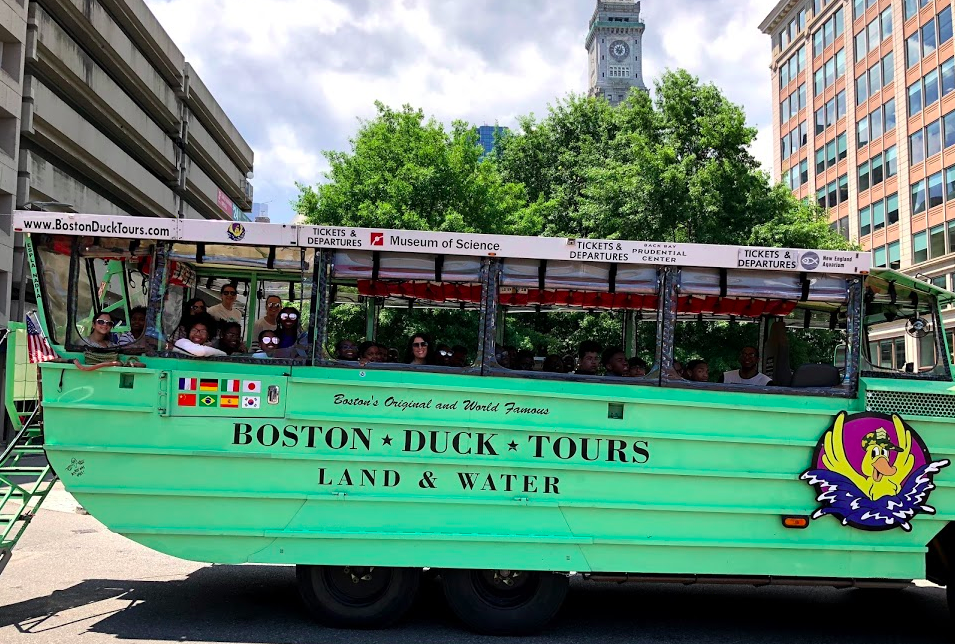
[833,345,847,371]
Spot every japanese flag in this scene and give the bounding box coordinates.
[243,380,261,393]
[242,396,260,409]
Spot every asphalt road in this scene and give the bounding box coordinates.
[0,487,952,643]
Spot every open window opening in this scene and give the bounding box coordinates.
[862,274,950,378]
[491,259,661,380]
[151,242,311,362]
[670,268,854,390]
[322,250,484,370]
[63,236,157,353]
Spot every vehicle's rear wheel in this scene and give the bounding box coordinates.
[441,568,568,635]
[296,564,420,629]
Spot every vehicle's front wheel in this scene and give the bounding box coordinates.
[441,568,568,635]
[296,564,420,629]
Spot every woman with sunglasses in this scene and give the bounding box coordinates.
[86,311,116,348]
[252,295,282,347]
[404,333,435,365]
[275,306,306,349]
[252,330,280,359]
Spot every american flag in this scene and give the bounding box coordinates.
[26,313,56,364]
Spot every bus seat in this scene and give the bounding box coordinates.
[789,364,841,388]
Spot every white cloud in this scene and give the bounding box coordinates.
[145,0,782,222]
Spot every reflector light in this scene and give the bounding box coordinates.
[782,516,809,529]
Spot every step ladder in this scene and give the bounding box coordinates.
[0,323,58,576]
[0,407,56,576]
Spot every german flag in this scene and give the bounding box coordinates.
[199,379,218,391]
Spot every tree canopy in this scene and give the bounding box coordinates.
[294,70,855,363]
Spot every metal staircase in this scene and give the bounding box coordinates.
[0,323,57,576]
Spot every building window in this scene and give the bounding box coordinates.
[859,160,870,192]
[908,80,923,117]
[907,32,921,68]
[860,205,871,236]
[914,231,929,264]
[885,145,898,178]
[929,171,944,208]
[887,193,899,225]
[608,65,631,78]
[911,128,925,164]
[912,179,927,215]
[888,241,901,269]
[931,223,946,257]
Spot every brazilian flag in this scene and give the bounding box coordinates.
[199,394,217,408]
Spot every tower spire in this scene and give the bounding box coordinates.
[585,0,647,105]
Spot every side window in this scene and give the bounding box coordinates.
[32,235,72,344]
[66,238,154,350]
[672,269,852,389]
[493,259,660,379]
[862,275,948,377]
[323,251,483,369]
[160,242,308,360]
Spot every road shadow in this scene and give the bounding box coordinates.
[1,566,950,643]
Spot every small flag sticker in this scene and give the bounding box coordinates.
[221,379,240,393]
[243,380,261,393]
[179,377,197,391]
[242,396,260,409]
[200,394,217,407]
[199,379,218,391]
[178,393,197,407]
[220,395,239,408]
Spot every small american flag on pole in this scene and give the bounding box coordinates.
[26,313,56,364]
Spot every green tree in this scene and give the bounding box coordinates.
[294,102,537,235]
[295,72,856,362]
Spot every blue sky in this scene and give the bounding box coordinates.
[145,0,780,223]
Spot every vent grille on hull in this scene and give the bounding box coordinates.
[865,390,955,419]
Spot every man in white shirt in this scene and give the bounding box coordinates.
[207,284,243,328]
[721,346,772,386]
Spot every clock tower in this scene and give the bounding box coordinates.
[586,0,647,106]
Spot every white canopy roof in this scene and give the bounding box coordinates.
[11,211,871,275]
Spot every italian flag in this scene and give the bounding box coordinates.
[221,379,240,393]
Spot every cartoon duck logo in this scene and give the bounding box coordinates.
[226,222,246,242]
[801,412,949,531]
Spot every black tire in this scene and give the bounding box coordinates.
[441,568,568,635]
[296,564,420,629]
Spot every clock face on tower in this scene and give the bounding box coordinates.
[609,40,630,61]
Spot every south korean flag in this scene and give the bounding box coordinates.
[242,395,261,409]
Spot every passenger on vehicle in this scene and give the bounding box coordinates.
[516,349,536,371]
[575,341,602,376]
[601,347,629,377]
[212,321,248,356]
[208,284,243,327]
[173,315,226,357]
[450,345,468,367]
[542,355,566,373]
[685,359,710,382]
[495,346,511,368]
[171,297,208,342]
[335,339,359,361]
[276,307,305,348]
[114,305,147,343]
[387,347,400,363]
[720,346,772,386]
[406,333,434,365]
[562,354,576,373]
[435,344,453,366]
[86,311,116,348]
[358,341,385,365]
[628,356,648,377]
[252,330,280,359]
[673,359,685,378]
[252,295,282,344]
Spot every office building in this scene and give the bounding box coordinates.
[761,0,955,367]
[0,0,254,330]
[586,0,648,106]
[476,125,508,158]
